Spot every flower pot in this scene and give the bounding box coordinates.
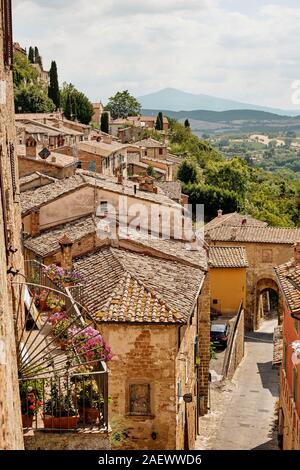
[43,415,79,430]
[22,414,34,428]
[84,408,100,425]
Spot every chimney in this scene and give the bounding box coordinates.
[242,218,247,226]
[139,177,157,194]
[51,155,56,163]
[294,242,300,264]
[30,210,40,236]
[217,209,223,218]
[59,234,73,272]
[102,135,112,144]
[117,173,124,185]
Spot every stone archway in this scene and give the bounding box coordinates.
[254,277,283,330]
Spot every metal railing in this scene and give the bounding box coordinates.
[20,368,108,432]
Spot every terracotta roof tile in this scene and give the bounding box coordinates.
[209,246,248,268]
[205,212,267,230]
[73,247,205,324]
[206,226,300,245]
[275,261,300,315]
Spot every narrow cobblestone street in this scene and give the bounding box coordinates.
[196,319,279,450]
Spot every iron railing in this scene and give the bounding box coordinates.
[20,368,108,432]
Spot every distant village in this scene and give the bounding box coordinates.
[1,9,300,453]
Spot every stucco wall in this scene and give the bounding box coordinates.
[210,267,246,316]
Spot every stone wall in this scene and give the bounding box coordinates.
[24,430,111,450]
[197,274,211,416]
[18,155,76,179]
[98,324,178,450]
[0,4,25,449]
[224,309,245,380]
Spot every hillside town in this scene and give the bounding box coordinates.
[1,1,300,454]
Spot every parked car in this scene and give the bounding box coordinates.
[210,322,230,348]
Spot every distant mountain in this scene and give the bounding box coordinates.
[141,108,300,134]
[138,88,300,116]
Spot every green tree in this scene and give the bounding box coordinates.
[48,61,60,109]
[61,83,94,124]
[34,46,43,67]
[101,112,110,134]
[13,51,39,87]
[15,83,56,113]
[146,164,155,177]
[184,119,190,128]
[182,183,240,221]
[155,112,163,131]
[177,159,198,184]
[105,90,141,119]
[205,157,250,197]
[28,46,34,64]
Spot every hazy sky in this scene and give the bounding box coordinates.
[12,0,300,108]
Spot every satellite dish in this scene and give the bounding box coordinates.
[38,147,51,160]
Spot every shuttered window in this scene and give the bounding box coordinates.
[9,143,17,196]
[2,0,13,67]
[293,368,298,404]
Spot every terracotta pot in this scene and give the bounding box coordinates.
[84,408,100,425]
[22,414,34,428]
[43,415,79,430]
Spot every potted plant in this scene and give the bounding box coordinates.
[48,314,73,350]
[43,383,79,430]
[46,296,66,313]
[20,384,42,428]
[77,379,103,425]
[70,326,113,367]
[34,289,49,312]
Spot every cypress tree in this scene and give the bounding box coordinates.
[48,61,60,109]
[101,112,110,134]
[34,47,43,68]
[65,93,73,120]
[184,119,190,128]
[155,112,163,131]
[28,46,34,63]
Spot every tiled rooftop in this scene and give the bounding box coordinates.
[24,215,98,256]
[19,172,57,186]
[74,247,205,324]
[205,212,268,231]
[209,246,248,268]
[155,181,182,201]
[135,138,165,148]
[206,226,300,245]
[275,260,300,315]
[21,170,180,214]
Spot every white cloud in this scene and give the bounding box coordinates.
[12,0,300,109]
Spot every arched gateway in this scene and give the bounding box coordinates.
[254,277,283,330]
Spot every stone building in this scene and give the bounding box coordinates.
[71,241,209,450]
[275,246,300,450]
[206,212,300,330]
[209,246,248,317]
[0,0,24,449]
[20,170,183,238]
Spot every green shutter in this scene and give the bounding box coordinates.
[293,368,298,404]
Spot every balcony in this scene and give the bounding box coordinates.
[14,260,112,449]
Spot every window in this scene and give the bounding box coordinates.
[293,368,298,404]
[159,148,163,155]
[213,299,218,305]
[100,201,108,214]
[283,342,287,372]
[262,249,273,263]
[129,384,151,415]
[2,0,13,67]
[88,160,96,172]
